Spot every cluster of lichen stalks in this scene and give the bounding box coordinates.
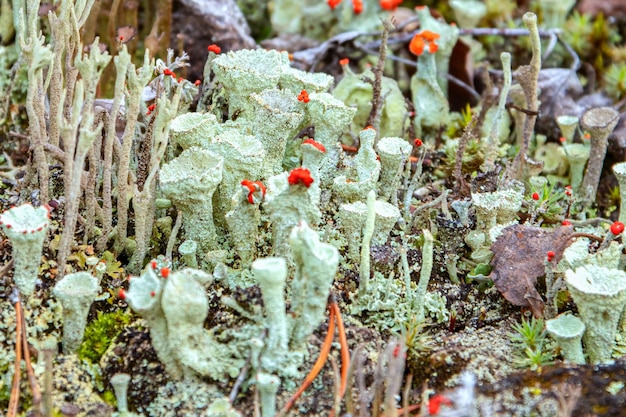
[3,0,626,416]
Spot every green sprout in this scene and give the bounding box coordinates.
[604,63,626,100]
[509,316,554,371]
[392,314,433,359]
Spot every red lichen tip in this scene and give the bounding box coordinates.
[532,192,540,201]
[409,30,440,56]
[428,394,453,415]
[163,68,174,76]
[241,179,266,204]
[194,79,201,86]
[150,260,157,270]
[297,89,310,103]
[207,44,221,54]
[379,0,402,11]
[611,221,625,235]
[352,0,363,13]
[303,138,326,153]
[288,167,314,188]
[339,58,350,66]
[547,251,555,262]
[562,220,572,226]
[414,138,423,147]
[160,267,170,278]
[327,0,341,9]
[150,291,156,297]
[118,288,126,300]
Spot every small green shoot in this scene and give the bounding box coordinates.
[509,316,554,371]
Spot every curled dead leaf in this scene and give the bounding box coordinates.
[490,224,575,317]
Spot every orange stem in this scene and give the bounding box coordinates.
[276,306,336,417]
[8,299,23,417]
[341,144,359,153]
[331,301,350,398]
[396,404,420,415]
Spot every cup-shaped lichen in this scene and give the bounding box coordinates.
[52,271,100,354]
[0,204,50,296]
[336,201,368,263]
[110,373,131,414]
[160,268,227,378]
[252,257,288,354]
[225,186,262,266]
[160,147,224,252]
[236,88,304,177]
[556,115,579,143]
[376,137,412,202]
[256,372,281,417]
[264,170,321,257]
[178,239,198,268]
[546,313,586,364]
[580,107,619,201]
[563,143,590,194]
[288,222,340,346]
[411,47,449,138]
[372,200,401,245]
[333,128,381,202]
[212,49,284,117]
[471,191,500,233]
[123,265,181,378]
[279,66,333,95]
[169,112,221,150]
[613,162,626,225]
[565,265,626,363]
[450,0,486,28]
[306,92,356,183]
[207,128,265,225]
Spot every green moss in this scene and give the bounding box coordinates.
[77,309,132,364]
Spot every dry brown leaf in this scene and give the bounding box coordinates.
[490,224,575,317]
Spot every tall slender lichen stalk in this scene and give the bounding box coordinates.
[359,190,377,297]
[127,88,182,273]
[113,49,153,255]
[14,0,53,204]
[415,229,434,323]
[483,52,512,171]
[510,12,541,180]
[97,46,132,251]
[57,39,111,277]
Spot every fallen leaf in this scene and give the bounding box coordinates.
[490,224,575,317]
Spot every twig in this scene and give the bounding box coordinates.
[328,355,342,417]
[42,349,54,417]
[276,305,335,417]
[366,18,394,132]
[229,356,251,404]
[0,259,14,280]
[343,344,366,417]
[402,373,413,417]
[453,114,478,197]
[571,232,603,243]
[165,210,183,260]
